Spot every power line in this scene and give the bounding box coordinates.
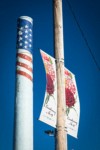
[64,0,100,71]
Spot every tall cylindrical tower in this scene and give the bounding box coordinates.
[14,16,33,150]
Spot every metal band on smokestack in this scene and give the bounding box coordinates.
[14,16,33,150]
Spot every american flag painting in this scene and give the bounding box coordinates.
[16,16,33,81]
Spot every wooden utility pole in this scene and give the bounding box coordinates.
[54,0,67,150]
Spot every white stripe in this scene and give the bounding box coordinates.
[17,66,32,77]
[17,49,32,58]
[19,16,33,24]
[17,57,33,68]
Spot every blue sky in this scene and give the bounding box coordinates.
[0,0,100,150]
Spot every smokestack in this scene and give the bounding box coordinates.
[14,16,33,150]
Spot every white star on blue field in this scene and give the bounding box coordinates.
[17,19,33,51]
[0,0,100,150]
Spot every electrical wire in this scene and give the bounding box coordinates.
[64,0,100,71]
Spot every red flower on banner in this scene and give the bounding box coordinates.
[65,88,76,116]
[65,88,75,107]
[45,73,54,104]
[46,73,54,94]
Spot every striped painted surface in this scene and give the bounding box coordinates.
[16,50,33,81]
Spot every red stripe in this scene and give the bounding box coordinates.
[17,62,32,72]
[17,70,32,81]
[17,53,32,62]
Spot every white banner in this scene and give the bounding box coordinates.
[39,50,57,128]
[65,68,80,138]
[39,50,80,138]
